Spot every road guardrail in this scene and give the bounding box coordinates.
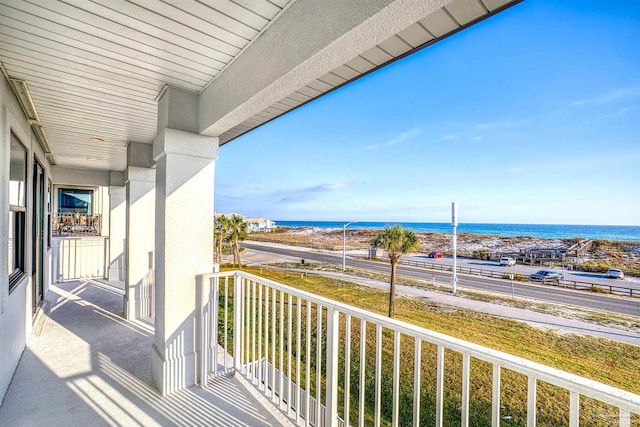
[398,259,637,297]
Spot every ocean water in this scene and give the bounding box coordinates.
[275,221,640,242]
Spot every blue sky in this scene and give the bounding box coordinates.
[216,0,640,226]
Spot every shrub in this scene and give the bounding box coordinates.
[473,248,490,260]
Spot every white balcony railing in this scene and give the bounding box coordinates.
[196,271,640,427]
[52,236,108,282]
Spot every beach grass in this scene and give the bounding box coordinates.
[221,265,640,426]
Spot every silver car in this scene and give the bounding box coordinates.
[529,270,563,283]
[606,268,624,279]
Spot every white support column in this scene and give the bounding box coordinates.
[124,152,155,320]
[108,172,126,282]
[151,127,218,395]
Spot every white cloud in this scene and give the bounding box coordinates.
[365,127,422,150]
[599,106,633,119]
[569,87,640,108]
[277,182,347,203]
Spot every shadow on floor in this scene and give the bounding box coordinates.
[0,279,282,427]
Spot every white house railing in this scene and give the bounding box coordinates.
[196,271,640,427]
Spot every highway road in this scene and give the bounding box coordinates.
[242,242,640,318]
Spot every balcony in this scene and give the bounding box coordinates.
[52,212,102,237]
[1,270,638,426]
[0,279,288,426]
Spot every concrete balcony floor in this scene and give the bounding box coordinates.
[0,279,286,427]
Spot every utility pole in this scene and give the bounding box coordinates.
[343,221,355,272]
[451,202,458,294]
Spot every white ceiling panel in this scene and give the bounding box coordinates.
[419,9,460,38]
[482,0,517,11]
[378,35,413,57]
[344,56,376,74]
[318,72,347,87]
[446,0,487,25]
[331,65,360,81]
[360,46,394,66]
[397,23,435,48]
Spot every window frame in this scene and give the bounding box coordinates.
[8,131,28,291]
[47,178,52,250]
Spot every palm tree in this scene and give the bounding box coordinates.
[227,214,248,269]
[214,215,230,264]
[371,225,421,318]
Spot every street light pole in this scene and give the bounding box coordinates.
[451,202,458,294]
[343,221,355,272]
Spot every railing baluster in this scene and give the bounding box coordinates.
[258,283,263,389]
[492,364,501,427]
[569,391,579,427]
[251,280,257,381]
[196,274,206,387]
[287,293,293,416]
[620,408,630,427]
[224,276,229,373]
[527,376,536,427]
[271,287,277,401]
[326,307,340,427]
[264,282,270,393]
[279,290,285,406]
[436,345,444,427]
[296,297,302,424]
[316,305,323,427]
[374,324,382,427]
[413,338,421,427]
[306,300,312,427]
[245,278,251,375]
[233,273,243,372]
[461,353,470,427]
[344,314,351,427]
[392,331,401,427]
[359,319,366,427]
[211,276,219,378]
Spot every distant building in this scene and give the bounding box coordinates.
[215,213,276,233]
[245,217,276,233]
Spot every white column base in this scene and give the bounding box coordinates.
[152,342,196,395]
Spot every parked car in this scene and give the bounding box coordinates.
[499,257,516,266]
[529,270,563,283]
[606,268,624,279]
[428,251,443,258]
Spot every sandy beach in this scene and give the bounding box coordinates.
[248,226,640,272]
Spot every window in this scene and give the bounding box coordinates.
[57,188,93,214]
[9,132,27,289]
[47,179,52,249]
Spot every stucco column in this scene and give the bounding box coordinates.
[108,181,126,282]
[124,165,155,319]
[151,128,218,395]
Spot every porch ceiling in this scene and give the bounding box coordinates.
[0,0,520,172]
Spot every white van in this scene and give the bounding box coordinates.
[500,257,516,266]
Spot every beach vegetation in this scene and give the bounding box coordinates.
[371,225,421,318]
[472,248,491,260]
[502,273,527,281]
[214,215,230,263]
[227,214,248,269]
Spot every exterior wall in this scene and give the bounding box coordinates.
[0,76,53,403]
